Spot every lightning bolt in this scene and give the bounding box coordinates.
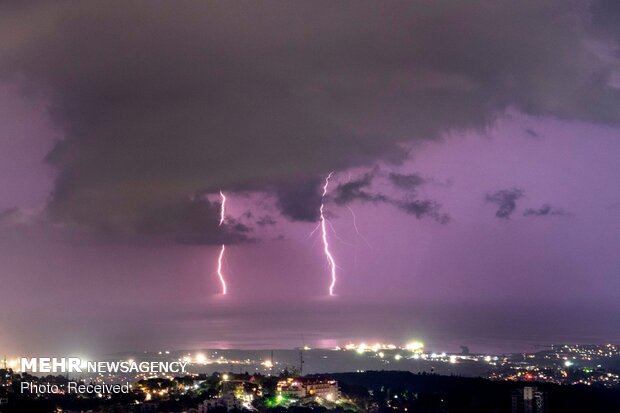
[320,172,337,296]
[217,190,227,295]
[219,190,226,226]
[217,244,227,295]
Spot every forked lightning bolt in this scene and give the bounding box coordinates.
[320,172,338,296]
[217,190,227,295]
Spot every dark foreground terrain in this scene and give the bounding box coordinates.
[2,369,620,413]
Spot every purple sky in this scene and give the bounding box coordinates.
[1,1,620,355]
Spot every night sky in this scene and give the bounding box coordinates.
[1,1,620,356]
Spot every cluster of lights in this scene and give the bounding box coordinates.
[177,352,258,367]
[2,358,21,371]
[404,341,424,352]
[340,341,424,354]
[550,343,620,362]
[336,342,510,367]
[487,345,620,388]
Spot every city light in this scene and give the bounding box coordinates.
[195,353,208,365]
[405,341,424,352]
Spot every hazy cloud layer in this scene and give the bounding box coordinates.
[0,207,44,227]
[256,215,277,227]
[525,129,541,139]
[1,1,619,239]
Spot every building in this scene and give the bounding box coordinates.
[277,378,339,401]
[199,394,243,412]
[221,379,261,403]
[511,386,546,413]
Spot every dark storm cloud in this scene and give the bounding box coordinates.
[523,204,567,217]
[229,221,252,234]
[332,170,449,223]
[591,0,620,39]
[1,1,619,239]
[388,173,427,191]
[275,178,323,222]
[136,197,250,244]
[485,188,524,219]
[333,172,388,205]
[395,200,450,224]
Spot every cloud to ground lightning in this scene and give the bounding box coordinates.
[217,191,227,295]
[320,172,338,296]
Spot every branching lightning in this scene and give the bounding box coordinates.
[217,190,227,295]
[347,206,372,248]
[327,219,355,247]
[320,172,338,296]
